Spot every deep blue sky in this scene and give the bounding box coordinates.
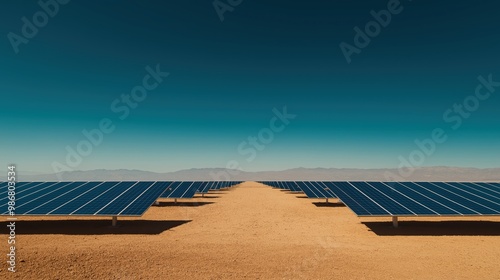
[1,0,500,173]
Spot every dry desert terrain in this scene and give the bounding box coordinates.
[1,182,500,279]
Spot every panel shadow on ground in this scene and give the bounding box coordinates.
[312,202,346,208]
[154,201,214,207]
[363,220,500,236]
[0,220,191,235]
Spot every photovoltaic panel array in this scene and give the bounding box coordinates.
[210,181,222,190]
[158,181,242,197]
[325,182,500,217]
[160,181,199,198]
[296,181,337,198]
[260,181,301,192]
[197,182,214,194]
[210,181,242,190]
[0,181,170,216]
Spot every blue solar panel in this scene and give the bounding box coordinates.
[295,182,321,198]
[261,181,271,187]
[310,182,337,198]
[326,181,500,217]
[327,182,388,215]
[19,182,103,215]
[50,182,121,215]
[277,182,286,190]
[210,181,221,190]
[210,181,240,190]
[426,182,499,214]
[0,181,170,216]
[448,183,500,205]
[277,182,287,190]
[221,181,229,189]
[161,181,198,198]
[260,181,335,197]
[98,182,158,215]
[260,181,283,189]
[0,181,43,199]
[198,182,213,193]
[118,181,170,214]
[284,182,301,192]
[190,182,204,193]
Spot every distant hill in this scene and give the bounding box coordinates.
[3,167,500,182]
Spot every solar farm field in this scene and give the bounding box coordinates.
[1,181,499,279]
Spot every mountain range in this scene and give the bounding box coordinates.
[3,167,500,182]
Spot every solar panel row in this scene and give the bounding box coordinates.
[160,182,198,198]
[197,182,214,193]
[209,181,242,190]
[0,180,244,219]
[159,181,242,198]
[297,181,337,199]
[326,181,500,217]
[259,180,500,227]
[259,181,337,198]
[260,181,297,191]
[0,181,169,216]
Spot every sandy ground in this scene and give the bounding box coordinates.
[1,182,500,279]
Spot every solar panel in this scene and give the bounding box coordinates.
[276,181,286,189]
[259,181,337,196]
[292,181,336,199]
[160,181,198,198]
[0,181,169,216]
[260,181,281,189]
[210,181,221,190]
[277,181,287,190]
[280,181,301,192]
[220,181,227,189]
[491,182,500,189]
[326,181,500,217]
[198,182,213,193]
[190,181,204,194]
[205,181,239,190]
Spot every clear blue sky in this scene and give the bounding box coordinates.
[1,0,500,173]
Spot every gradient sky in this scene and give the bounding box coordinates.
[1,0,500,173]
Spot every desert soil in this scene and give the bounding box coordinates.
[1,182,500,279]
